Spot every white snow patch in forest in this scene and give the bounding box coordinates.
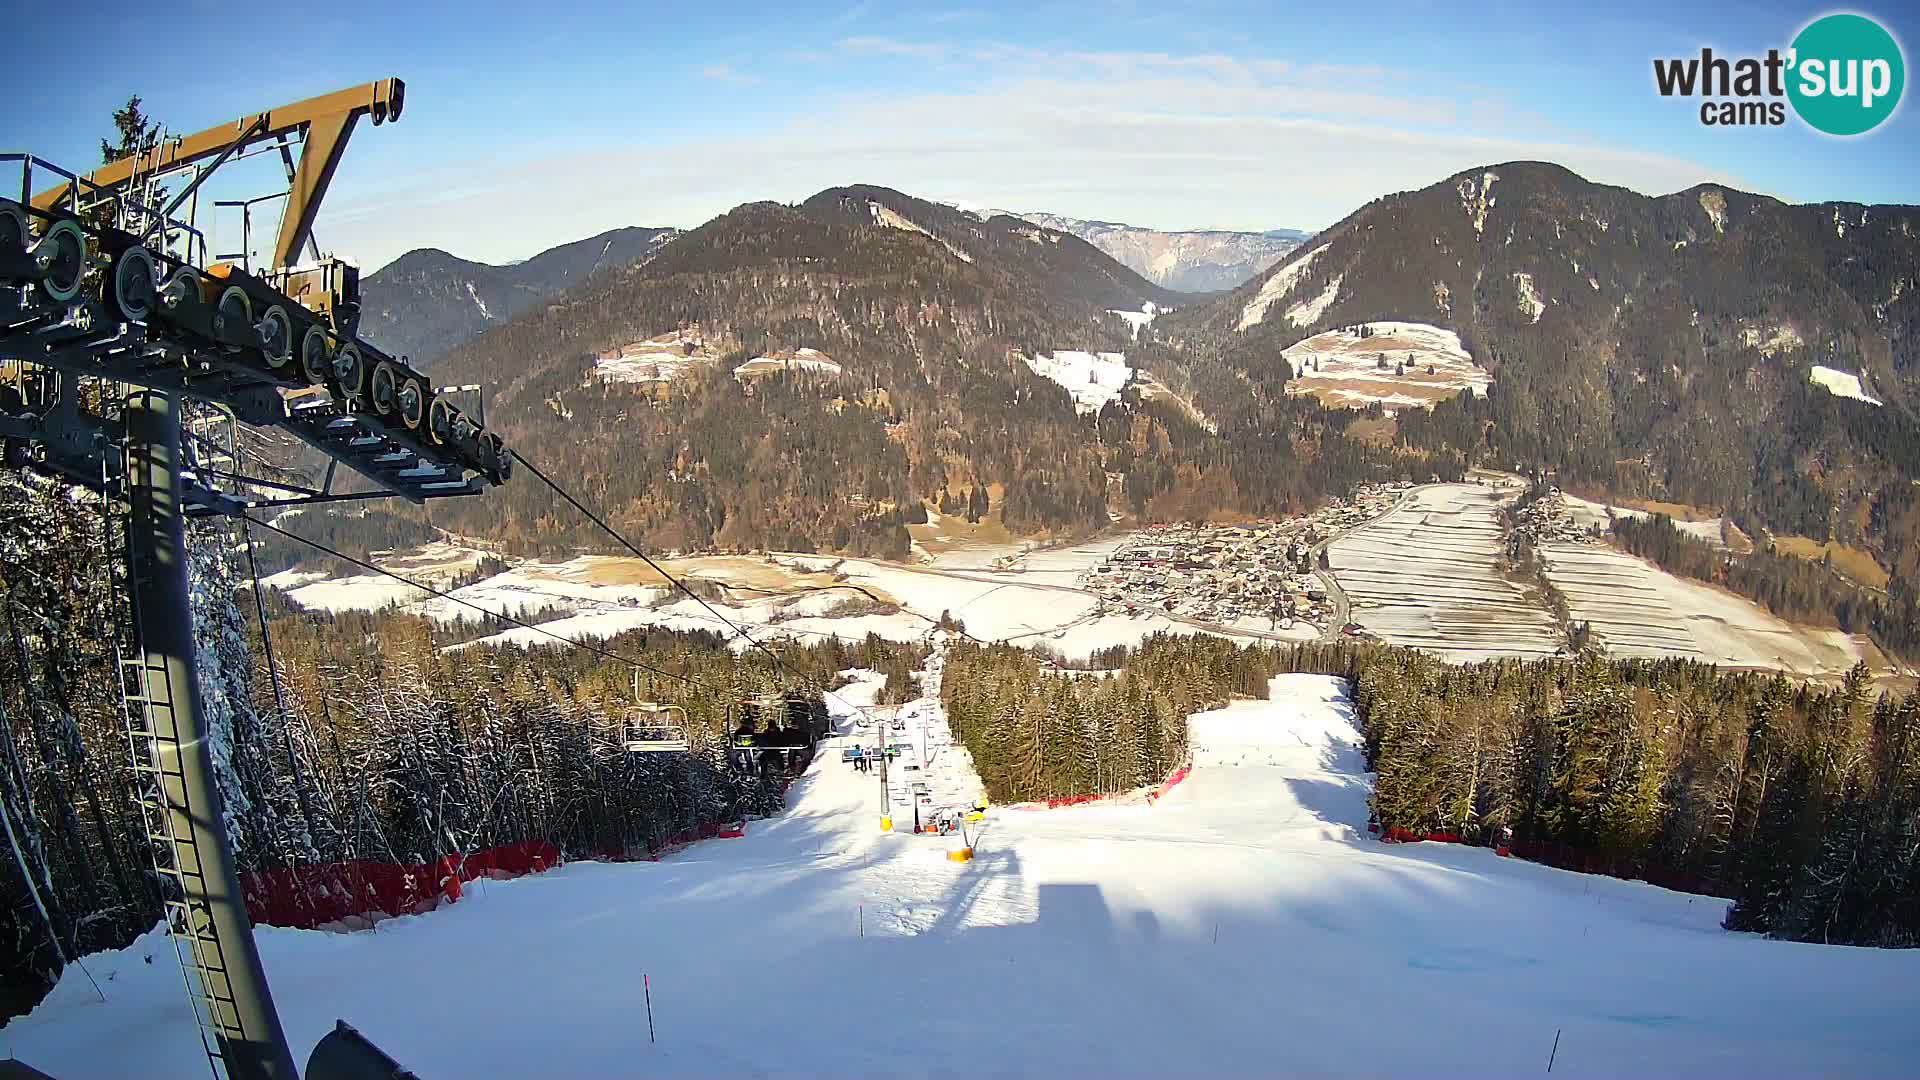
[1513,272,1545,323]
[1700,189,1728,234]
[1237,243,1327,330]
[593,329,715,384]
[1106,303,1158,338]
[1559,495,1728,548]
[15,671,1920,1080]
[734,349,843,378]
[1738,324,1802,357]
[1284,274,1340,328]
[1809,365,1882,406]
[869,201,973,262]
[1458,170,1498,235]
[464,281,493,321]
[1024,350,1134,414]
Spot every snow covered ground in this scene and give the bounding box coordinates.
[1105,302,1158,338]
[271,535,1286,662]
[1539,542,1870,675]
[1279,322,1493,411]
[733,348,842,378]
[1022,350,1134,414]
[591,329,718,385]
[1560,494,1729,548]
[12,671,1917,1079]
[1809,365,1882,406]
[1328,484,1564,662]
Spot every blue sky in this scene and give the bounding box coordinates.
[7,0,1915,271]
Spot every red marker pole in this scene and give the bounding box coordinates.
[644,973,656,1044]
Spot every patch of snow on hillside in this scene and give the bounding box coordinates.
[1810,365,1883,406]
[593,329,713,384]
[464,281,493,320]
[1740,324,1803,356]
[1024,350,1133,414]
[869,201,974,262]
[1280,321,1491,411]
[1106,303,1158,338]
[1700,189,1728,234]
[1514,272,1545,323]
[1285,275,1340,327]
[735,349,843,378]
[1236,243,1327,330]
[1457,170,1498,235]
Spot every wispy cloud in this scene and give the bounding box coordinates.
[828,0,875,27]
[700,63,758,84]
[324,34,1746,269]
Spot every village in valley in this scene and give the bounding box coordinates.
[1076,482,1415,634]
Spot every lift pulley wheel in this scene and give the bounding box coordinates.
[31,220,86,303]
[300,325,332,384]
[428,395,458,444]
[159,267,203,313]
[108,246,157,323]
[0,203,27,260]
[257,305,294,368]
[397,377,428,430]
[370,360,399,415]
[331,342,366,397]
[213,285,254,344]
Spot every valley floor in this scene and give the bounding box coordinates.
[8,671,1917,1078]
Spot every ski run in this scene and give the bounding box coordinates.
[7,658,1917,1078]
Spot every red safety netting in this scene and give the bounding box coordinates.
[1010,758,1193,811]
[243,839,563,929]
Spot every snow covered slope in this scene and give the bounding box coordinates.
[1808,365,1883,406]
[10,674,1916,1078]
[1022,349,1134,414]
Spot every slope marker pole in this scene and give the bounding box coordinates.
[1547,1028,1561,1073]
[644,973,656,1044]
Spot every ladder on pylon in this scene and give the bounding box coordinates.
[101,441,239,1080]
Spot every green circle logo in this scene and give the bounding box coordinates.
[1788,13,1906,135]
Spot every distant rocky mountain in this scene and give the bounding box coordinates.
[358,225,678,365]
[1006,211,1308,292]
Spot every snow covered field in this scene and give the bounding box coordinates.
[1328,484,1564,662]
[1539,542,1871,675]
[13,671,1917,1079]
[271,535,1285,662]
[1022,350,1134,414]
[591,329,718,385]
[1560,494,1730,548]
[1809,364,1883,406]
[1279,322,1493,411]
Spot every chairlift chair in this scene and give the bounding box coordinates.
[625,702,691,753]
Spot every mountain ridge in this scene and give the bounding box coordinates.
[358,224,679,365]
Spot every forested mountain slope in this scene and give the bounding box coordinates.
[421,187,1434,557]
[1162,161,1920,583]
[359,225,678,365]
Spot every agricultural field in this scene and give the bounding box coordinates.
[265,531,1290,662]
[1537,542,1884,679]
[1766,536,1891,589]
[1279,322,1493,411]
[1326,484,1564,662]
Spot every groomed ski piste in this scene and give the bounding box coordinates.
[8,664,1918,1077]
